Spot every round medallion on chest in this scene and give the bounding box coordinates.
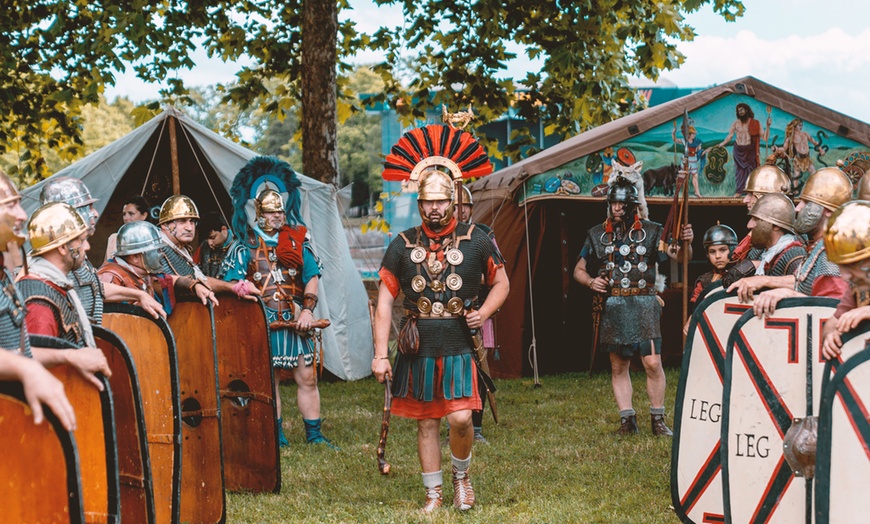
[638,279,647,289]
[636,245,647,256]
[253,272,263,282]
[605,245,614,255]
[619,244,631,256]
[637,262,648,272]
[447,297,463,314]
[410,247,427,264]
[430,280,445,293]
[620,277,631,288]
[620,261,632,274]
[411,275,426,293]
[417,297,432,314]
[429,259,444,275]
[445,273,463,291]
[605,261,615,270]
[268,251,278,262]
[445,249,464,266]
[431,301,445,316]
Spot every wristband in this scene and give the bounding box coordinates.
[374,356,389,360]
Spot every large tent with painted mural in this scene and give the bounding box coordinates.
[469,76,870,379]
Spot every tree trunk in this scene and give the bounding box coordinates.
[301,0,339,184]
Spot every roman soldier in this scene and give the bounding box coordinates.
[98,221,213,313]
[822,201,870,359]
[748,167,852,316]
[223,156,334,449]
[573,175,691,437]
[373,123,509,512]
[39,177,165,320]
[17,202,111,390]
[731,162,791,263]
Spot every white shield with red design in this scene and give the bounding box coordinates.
[722,297,837,524]
[672,288,753,524]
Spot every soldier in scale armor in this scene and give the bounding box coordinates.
[573,175,693,437]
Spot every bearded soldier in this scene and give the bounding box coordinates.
[98,221,214,313]
[223,156,334,449]
[731,162,791,263]
[822,201,870,359]
[17,202,112,390]
[573,176,692,437]
[373,122,508,513]
[745,167,852,316]
[39,178,166,321]
[726,193,807,302]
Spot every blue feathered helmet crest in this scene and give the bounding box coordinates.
[230,156,303,246]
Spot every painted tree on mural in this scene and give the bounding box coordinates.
[369,0,745,161]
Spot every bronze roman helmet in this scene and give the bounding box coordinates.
[749,193,796,233]
[459,184,474,206]
[28,202,89,256]
[158,195,200,225]
[255,188,285,232]
[800,167,853,212]
[825,201,870,265]
[416,170,455,226]
[745,164,790,195]
[0,171,25,247]
[857,170,870,200]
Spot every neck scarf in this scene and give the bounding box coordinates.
[756,233,797,276]
[26,256,96,347]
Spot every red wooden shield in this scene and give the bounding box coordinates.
[94,324,155,523]
[0,381,84,523]
[103,304,181,524]
[213,295,280,493]
[168,299,226,523]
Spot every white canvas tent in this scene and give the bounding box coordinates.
[20,107,373,381]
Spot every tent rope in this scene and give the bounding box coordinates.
[177,122,230,227]
[522,183,541,387]
[140,117,169,198]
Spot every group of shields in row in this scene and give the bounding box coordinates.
[672,286,870,523]
[0,295,281,523]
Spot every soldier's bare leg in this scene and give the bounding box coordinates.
[417,418,442,472]
[641,352,666,408]
[609,352,633,410]
[293,362,320,420]
[446,409,473,459]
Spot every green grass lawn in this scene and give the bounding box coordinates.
[227,369,681,523]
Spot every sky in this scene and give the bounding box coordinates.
[105,0,870,124]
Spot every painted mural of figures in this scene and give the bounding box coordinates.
[713,103,771,196]
[780,118,819,193]
[672,124,705,198]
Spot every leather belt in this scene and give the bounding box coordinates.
[610,287,657,297]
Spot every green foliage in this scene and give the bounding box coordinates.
[368,0,745,162]
[228,370,680,522]
[0,95,135,187]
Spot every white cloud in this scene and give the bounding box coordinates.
[667,27,870,123]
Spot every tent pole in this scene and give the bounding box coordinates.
[168,115,181,194]
[522,184,541,387]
